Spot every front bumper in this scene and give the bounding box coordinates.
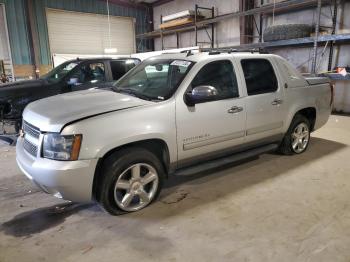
[16,137,98,202]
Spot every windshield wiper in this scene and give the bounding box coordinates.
[113,87,158,101]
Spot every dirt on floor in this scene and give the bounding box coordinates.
[1,115,350,262]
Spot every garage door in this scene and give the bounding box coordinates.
[46,9,135,55]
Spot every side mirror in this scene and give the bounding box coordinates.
[184,85,218,106]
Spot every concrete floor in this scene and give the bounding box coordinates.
[1,115,350,262]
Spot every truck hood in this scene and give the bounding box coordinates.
[23,88,153,132]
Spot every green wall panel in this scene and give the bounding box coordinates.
[0,0,32,64]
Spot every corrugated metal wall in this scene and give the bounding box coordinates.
[0,0,32,65]
[0,0,150,67]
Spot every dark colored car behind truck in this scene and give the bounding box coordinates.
[0,57,140,132]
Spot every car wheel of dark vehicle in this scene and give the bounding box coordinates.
[98,147,164,215]
[278,114,311,155]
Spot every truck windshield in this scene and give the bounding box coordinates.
[42,61,79,83]
[113,59,193,101]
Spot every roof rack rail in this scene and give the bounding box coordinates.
[208,51,221,55]
[180,49,195,57]
[201,47,269,54]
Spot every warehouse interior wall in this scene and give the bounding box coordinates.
[259,1,350,73]
[0,0,33,78]
[153,0,241,50]
[1,0,349,79]
[0,3,13,79]
[0,5,10,63]
[153,0,350,75]
[0,0,152,79]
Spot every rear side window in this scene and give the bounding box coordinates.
[241,59,278,96]
[110,60,137,80]
[191,60,239,99]
[281,60,301,80]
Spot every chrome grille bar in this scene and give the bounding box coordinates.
[23,120,40,139]
[23,138,38,157]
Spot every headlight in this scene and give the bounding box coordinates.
[42,133,82,161]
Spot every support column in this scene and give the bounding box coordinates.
[311,0,322,75]
[25,0,41,78]
[239,0,254,44]
[328,0,338,71]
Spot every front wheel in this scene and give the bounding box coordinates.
[98,148,164,215]
[278,114,311,155]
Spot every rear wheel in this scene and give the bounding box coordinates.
[278,114,311,155]
[98,147,164,215]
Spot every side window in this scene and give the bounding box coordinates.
[110,60,137,80]
[191,60,239,100]
[282,60,301,80]
[72,62,105,84]
[241,59,278,96]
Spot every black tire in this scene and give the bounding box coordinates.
[98,147,165,215]
[263,24,313,42]
[278,114,311,155]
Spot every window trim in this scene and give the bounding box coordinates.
[185,59,240,104]
[240,58,279,96]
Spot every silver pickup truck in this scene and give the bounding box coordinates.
[16,51,333,215]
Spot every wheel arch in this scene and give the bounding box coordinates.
[287,106,317,132]
[92,138,171,201]
[296,107,316,131]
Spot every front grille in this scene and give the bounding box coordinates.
[23,138,38,157]
[23,121,40,139]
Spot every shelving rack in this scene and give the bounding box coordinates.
[137,0,332,41]
[201,33,350,50]
[136,0,350,73]
[157,5,215,49]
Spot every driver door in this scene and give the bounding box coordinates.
[176,59,246,166]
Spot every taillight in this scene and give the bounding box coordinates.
[330,83,334,106]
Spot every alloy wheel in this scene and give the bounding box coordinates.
[113,163,159,212]
[291,122,310,153]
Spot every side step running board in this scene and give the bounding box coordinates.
[174,144,278,176]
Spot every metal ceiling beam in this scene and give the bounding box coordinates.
[151,0,174,7]
[98,0,148,10]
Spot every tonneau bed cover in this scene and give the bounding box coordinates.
[305,76,330,86]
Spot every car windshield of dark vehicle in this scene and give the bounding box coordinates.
[42,61,79,83]
[113,59,193,101]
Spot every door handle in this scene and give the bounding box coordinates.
[271,99,283,106]
[228,106,243,114]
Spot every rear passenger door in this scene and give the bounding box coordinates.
[240,58,286,143]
